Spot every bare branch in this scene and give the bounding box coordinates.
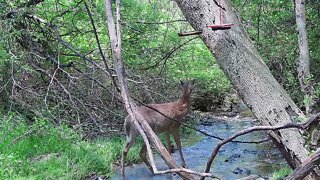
[200,113,320,180]
[84,0,119,92]
[133,19,187,24]
[133,97,270,144]
[141,37,198,70]
[154,167,219,179]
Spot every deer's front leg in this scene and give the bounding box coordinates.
[164,131,173,154]
[172,128,187,168]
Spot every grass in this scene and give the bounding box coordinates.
[0,113,141,179]
[239,109,254,118]
[270,167,292,180]
[0,113,201,179]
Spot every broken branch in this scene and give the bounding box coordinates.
[104,0,196,179]
[200,113,320,180]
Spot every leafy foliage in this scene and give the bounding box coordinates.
[232,0,320,106]
[1,0,320,179]
[0,0,230,131]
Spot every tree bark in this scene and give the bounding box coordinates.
[287,149,320,180]
[295,0,314,115]
[173,0,315,176]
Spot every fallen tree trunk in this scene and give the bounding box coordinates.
[173,0,317,177]
[287,149,320,180]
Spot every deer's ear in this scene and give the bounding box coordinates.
[188,79,195,91]
[180,80,184,86]
[190,79,195,86]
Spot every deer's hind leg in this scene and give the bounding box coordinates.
[140,143,154,174]
[121,136,135,178]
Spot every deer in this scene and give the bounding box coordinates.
[121,79,195,176]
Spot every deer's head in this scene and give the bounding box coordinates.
[179,79,195,96]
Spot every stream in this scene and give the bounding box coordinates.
[111,116,286,179]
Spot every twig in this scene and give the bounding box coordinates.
[141,37,198,70]
[154,167,219,179]
[24,13,118,91]
[10,128,38,144]
[133,97,270,144]
[133,19,187,24]
[200,113,320,180]
[159,37,198,74]
[213,0,226,11]
[56,37,112,75]
[84,0,119,92]
[71,66,122,102]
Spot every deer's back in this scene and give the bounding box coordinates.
[125,102,188,136]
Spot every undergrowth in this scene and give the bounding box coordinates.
[271,167,292,180]
[0,113,140,179]
[0,113,200,179]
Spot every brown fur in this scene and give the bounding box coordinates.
[121,80,195,176]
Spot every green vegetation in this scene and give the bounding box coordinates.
[0,113,201,179]
[0,113,141,179]
[271,167,292,180]
[239,109,254,118]
[0,0,230,129]
[1,0,320,179]
[232,0,320,107]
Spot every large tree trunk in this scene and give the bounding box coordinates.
[174,0,314,174]
[295,0,314,115]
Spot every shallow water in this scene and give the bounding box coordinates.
[112,117,286,179]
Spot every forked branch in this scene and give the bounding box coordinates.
[200,113,320,180]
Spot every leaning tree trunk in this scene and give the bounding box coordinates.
[295,0,314,115]
[174,0,316,176]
